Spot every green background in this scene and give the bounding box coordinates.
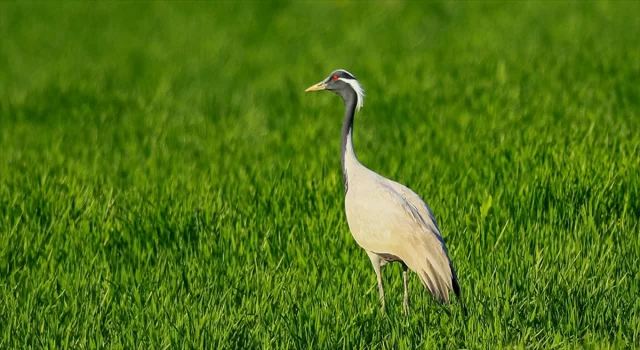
[1,1,639,348]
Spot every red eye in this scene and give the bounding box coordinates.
[333,75,339,81]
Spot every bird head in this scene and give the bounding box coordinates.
[305,69,365,111]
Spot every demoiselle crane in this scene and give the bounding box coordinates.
[305,69,461,313]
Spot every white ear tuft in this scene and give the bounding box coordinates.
[338,78,365,111]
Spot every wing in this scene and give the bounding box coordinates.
[385,180,442,239]
[384,179,461,301]
[345,175,459,303]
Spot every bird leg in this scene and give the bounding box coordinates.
[367,253,385,313]
[376,268,386,314]
[402,263,409,314]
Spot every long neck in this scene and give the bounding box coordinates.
[340,91,358,192]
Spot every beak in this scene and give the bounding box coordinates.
[305,81,327,92]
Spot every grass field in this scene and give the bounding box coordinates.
[1,1,639,348]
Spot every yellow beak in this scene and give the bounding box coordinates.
[305,82,327,92]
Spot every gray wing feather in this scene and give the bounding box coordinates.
[383,179,459,303]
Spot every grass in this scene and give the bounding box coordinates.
[0,1,639,348]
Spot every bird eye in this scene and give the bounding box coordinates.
[333,75,339,81]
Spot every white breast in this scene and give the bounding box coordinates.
[344,169,412,253]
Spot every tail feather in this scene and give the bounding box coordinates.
[451,263,467,316]
[406,242,455,303]
[418,268,438,299]
[451,264,461,298]
[415,263,451,303]
[411,255,465,309]
[452,274,461,297]
[426,259,449,302]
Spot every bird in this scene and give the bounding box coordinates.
[305,69,461,313]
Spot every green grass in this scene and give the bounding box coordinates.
[1,1,639,348]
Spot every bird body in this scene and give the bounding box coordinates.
[306,69,460,312]
[345,171,458,302]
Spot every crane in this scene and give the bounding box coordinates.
[305,69,462,313]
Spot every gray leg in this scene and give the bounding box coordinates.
[366,252,385,313]
[402,263,409,314]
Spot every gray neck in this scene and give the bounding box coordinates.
[340,90,358,192]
